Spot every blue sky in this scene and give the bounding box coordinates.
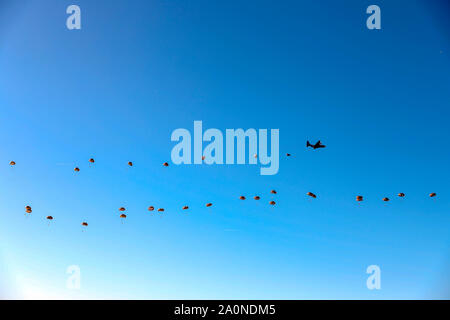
[0,0,449,299]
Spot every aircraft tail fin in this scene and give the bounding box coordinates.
[306,140,312,147]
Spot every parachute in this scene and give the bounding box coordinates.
[163,162,169,167]
[254,196,260,200]
[269,201,276,205]
[356,195,363,202]
[307,192,317,198]
[89,158,95,163]
[120,214,127,218]
[383,197,389,202]
[430,193,437,197]
[128,161,133,167]
[270,190,277,194]
[74,167,80,172]
[182,206,189,210]
[82,222,88,227]
[398,193,405,197]
[45,215,54,226]
[206,203,213,207]
[286,153,291,157]
[148,206,155,211]
[25,206,32,214]
[119,207,126,212]
[239,196,246,200]
[157,208,165,218]
[9,161,16,166]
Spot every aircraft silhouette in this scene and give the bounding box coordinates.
[307,140,326,149]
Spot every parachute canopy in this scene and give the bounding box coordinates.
[270,190,277,194]
[398,193,405,197]
[254,196,260,200]
[269,201,276,205]
[74,167,80,172]
[239,196,246,200]
[158,208,164,212]
[82,222,88,226]
[383,197,389,202]
[128,161,133,166]
[25,206,32,213]
[9,161,16,166]
[356,195,363,201]
[307,192,317,198]
[89,158,95,163]
[206,203,213,207]
[148,206,154,211]
[120,214,127,218]
[46,216,53,220]
[430,193,437,197]
[119,207,126,212]
[182,206,189,210]
[163,162,169,167]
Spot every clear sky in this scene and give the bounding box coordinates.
[0,0,449,299]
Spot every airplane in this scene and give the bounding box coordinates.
[307,140,326,149]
